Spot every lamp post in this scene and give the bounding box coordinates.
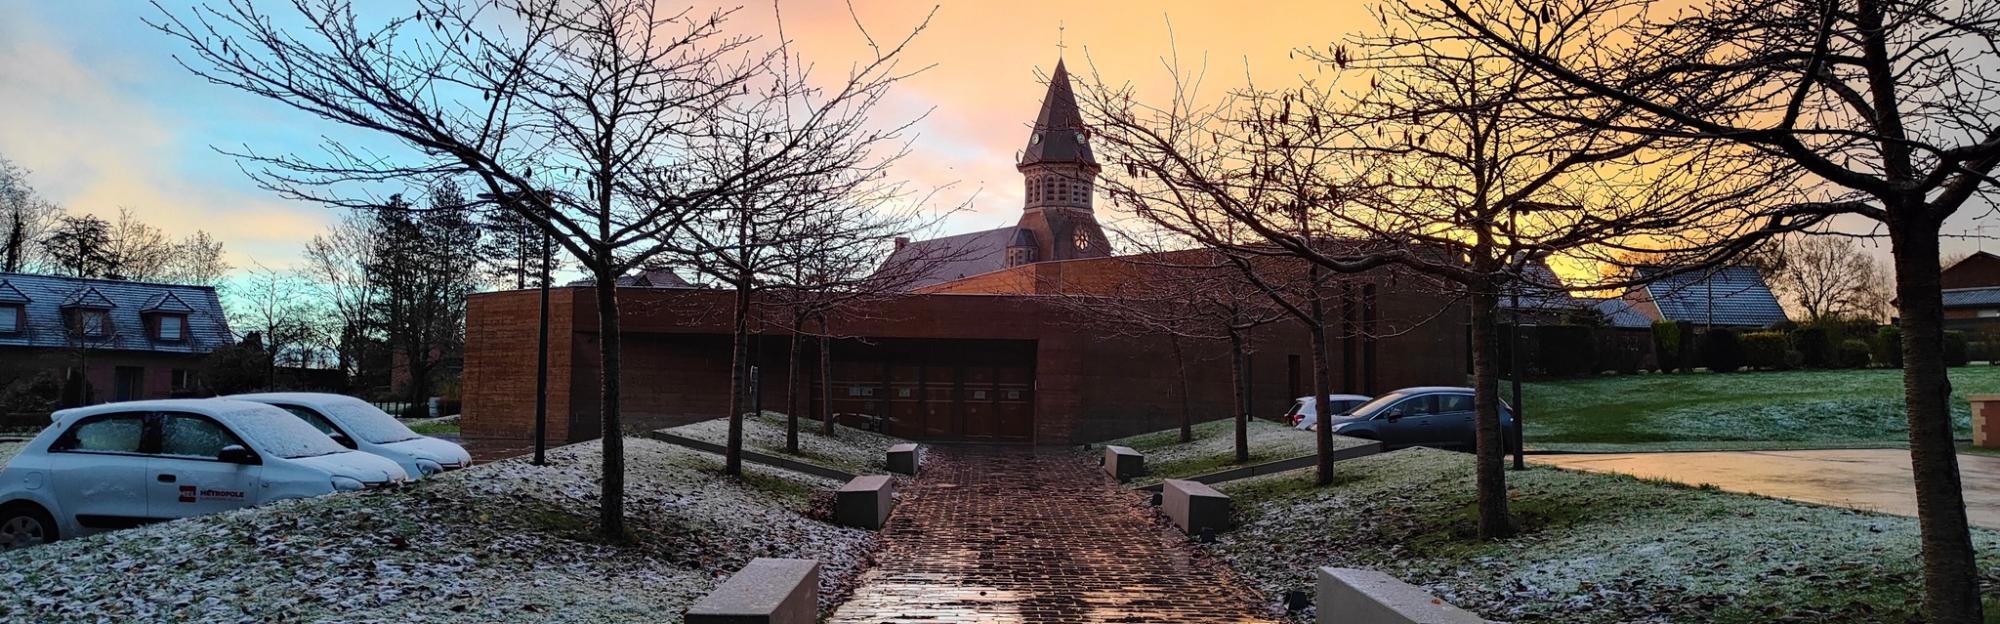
[480,189,554,465]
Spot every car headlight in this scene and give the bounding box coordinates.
[330,476,366,492]
[414,459,443,477]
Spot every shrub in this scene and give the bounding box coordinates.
[1969,341,1996,364]
[0,372,61,417]
[1945,331,1970,367]
[1836,339,1872,368]
[1652,321,1691,372]
[1740,331,1790,370]
[1789,326,1833,368]
[1874,326,1904,368]
[1703,329,1746,372]
[1534,325,1598,377]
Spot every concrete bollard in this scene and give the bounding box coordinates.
[886,443,921,475]
[1162,479,1231,536]
[835,475,896,530]
[1316,567,1489,624]
[1103,445,1145,482]
[1973,395,2000,449]
[685,558,820,624]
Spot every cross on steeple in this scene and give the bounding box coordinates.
[1057,21,1066,58]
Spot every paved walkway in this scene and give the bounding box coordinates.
[1532,449,2000,529]
[828,446,1276,624]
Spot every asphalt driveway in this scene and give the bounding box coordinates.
[1532,449,2000,530]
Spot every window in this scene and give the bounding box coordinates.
[1437,394,1473,413]
[155,314,186,341]
[1980,309,2000,319]
[70,309,109,338]
[277,405,341,436]
[170,369,194,391]
[1391,396,1438,417]
[58,414,146,454]
[160,414,241,459]
[0,305,19,334]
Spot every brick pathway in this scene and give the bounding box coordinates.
[827,446,1277,624]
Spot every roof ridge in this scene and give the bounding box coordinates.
[0,271,221,292]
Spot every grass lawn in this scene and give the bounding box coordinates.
[0,438,879,622]
[1519,366,2000,451]
[1211,448,2000,623]
[1106,418,1371,487]
[405,415,461,437]
[0,440,22,465]
[662,411,910,475]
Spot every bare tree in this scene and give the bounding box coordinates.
[167,230,233,288]
[302,214,381,383]
[233,263,324,389]
[1765,234,1891,320]
[1446,0,1999,616]
[0,156,64,274]
[1075,1,1804,538]
[152,0,927,538]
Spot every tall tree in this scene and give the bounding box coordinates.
[40,214,114,279]
[104,207,175,281]
[1765,235,1891,321]
[1447,0,2000,617]
[363,186,482,411]
[303,214,382,384]
[167,230,233,288]
[153,0,926,538]
[0,156,63,274]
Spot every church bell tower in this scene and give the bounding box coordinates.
[1008,58,1110,267]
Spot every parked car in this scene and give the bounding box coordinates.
[226,393,470,481]
[0,399,407,551]
[1313,387,1518,451]
[1287,394,1373,430]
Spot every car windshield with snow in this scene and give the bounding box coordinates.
[0,399,407,551]
[225,393,470,481]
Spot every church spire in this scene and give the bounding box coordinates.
[1018,59,1097,168]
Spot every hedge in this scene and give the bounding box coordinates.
[1652,320,1693,372]
[1875,326,1904,368]
[1789,326,1833,369]
[1945,331,1970,367]
[1703,329,1746,373]
[1740,331,1790,370]
[1836,339,1872,368]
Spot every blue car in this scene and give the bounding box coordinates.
[1317,387,1518,451]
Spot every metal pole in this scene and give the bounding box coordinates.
[1509,210,1526,471]
[533,219,552,466]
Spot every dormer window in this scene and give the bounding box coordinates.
[154,314,186,342]
[70,309,109,338]
[0,304,20,334]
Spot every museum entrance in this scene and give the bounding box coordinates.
[817,338,1036,443]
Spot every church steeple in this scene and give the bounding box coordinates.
[1018,60,1097,168]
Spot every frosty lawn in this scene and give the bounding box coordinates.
[1106,418,1370,487]
[0,438,879,623]
[0,440,22,465]
[1520,367,1999,451]
[662,411,910,475]
[1210,448,2000,623]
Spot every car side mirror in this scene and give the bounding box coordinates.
[328,432,357,449]
[217,444,259,465]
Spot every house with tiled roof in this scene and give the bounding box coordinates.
[0,272,232,405]
[1938,251,2000,333]
[1603,266,1789,328]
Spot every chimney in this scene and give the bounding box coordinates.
[894,236,910,251]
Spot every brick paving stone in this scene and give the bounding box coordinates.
[827,446,1277,624]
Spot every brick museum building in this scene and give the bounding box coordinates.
[460,60,1468,446]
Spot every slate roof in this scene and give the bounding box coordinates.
[1498,261,1583,312]
[1592,298,1658,329]
[1019,59,1096,168]
[876,226,1018,289]
[1942,286,2000,308]
[1636,266,1788,327]
[0,272,232,354]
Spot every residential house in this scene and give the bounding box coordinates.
[0,272,232,407]
[1601,265,1789,329]
[1940,251,2000,333]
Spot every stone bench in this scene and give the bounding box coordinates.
[886,443,921,475]
[685,558,820,624]
[1161,479,1230,536]
[836,475,896,530]
[1103,445,1145,482]
[1316,567,1489,624]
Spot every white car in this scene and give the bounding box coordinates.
[1287,394,1374,430]
[0,399,407,551]
[226,393,470,481]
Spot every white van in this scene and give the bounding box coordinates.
[226,393,470,481]
[0,399,407,551]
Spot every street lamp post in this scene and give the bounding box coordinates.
[533,226,551,466]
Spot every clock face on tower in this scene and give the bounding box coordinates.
[1073,229,1091,252]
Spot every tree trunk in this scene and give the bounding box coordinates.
[1171,334,1192,443]
[1228,328,1250,464]
[1890,216,1984,624]
[785,320,804,454]
[724,276,751,476]
[590,273,625,540]
[819,314,835,437]
[1469,287,1513,539]
[1310,286,1336,487]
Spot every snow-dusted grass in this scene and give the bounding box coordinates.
[0,440,23,465]
[0,438,877,623]
[1211,447,2000,623]
[1524,367,1998,451]
[405,415,461,437]
[663,411,909,475]
[1108,418,1370,487]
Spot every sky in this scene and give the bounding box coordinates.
[0,1,1992,281]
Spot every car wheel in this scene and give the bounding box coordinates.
[0,505,55,551]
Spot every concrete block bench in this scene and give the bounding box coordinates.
[1161,479,1230,536]
[685,558,820,624]
[1316,567,1489,624]
[836,475,896,530]
[1103,445,1145,482]
[886,443,921,475]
